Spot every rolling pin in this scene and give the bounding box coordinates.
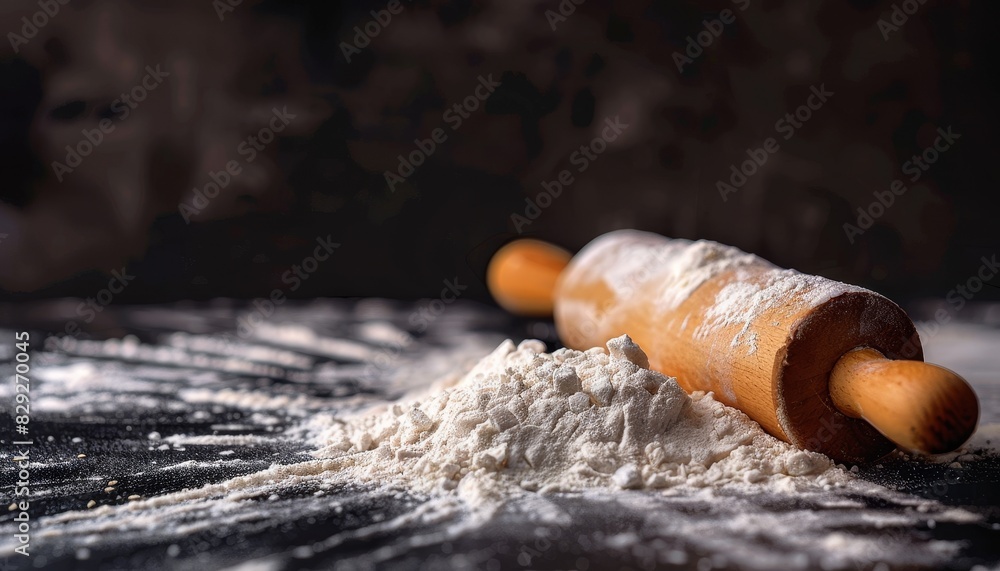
[486,230,979,463]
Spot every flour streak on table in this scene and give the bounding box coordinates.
[0,300,998,571]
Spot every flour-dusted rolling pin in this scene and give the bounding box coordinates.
[487,230,979,463]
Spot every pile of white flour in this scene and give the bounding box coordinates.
[313,335,849,507]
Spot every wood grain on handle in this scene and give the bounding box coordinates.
[829,347,979,454]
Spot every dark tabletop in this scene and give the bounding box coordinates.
[1,300,998,571]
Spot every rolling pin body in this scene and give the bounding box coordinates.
[545,230,974,463]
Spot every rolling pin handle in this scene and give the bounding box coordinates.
[829,347,979,455]
[487,239,571,316]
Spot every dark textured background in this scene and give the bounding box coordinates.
[1,0,998,310]
[3,5,1000,569]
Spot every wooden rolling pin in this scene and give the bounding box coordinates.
[487,230,979,463]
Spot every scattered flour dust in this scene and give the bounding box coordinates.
[311,334,849,511]
[11,332,992,569]
[563,230,872,357]
[566,230,763,311]
[694,269,869,356]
